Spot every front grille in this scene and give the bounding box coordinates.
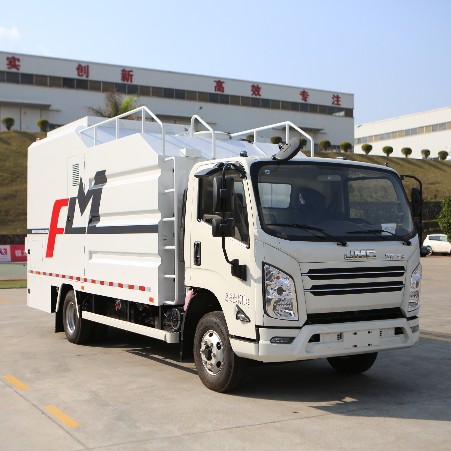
[306,307,404,325]
[302,265,405,296]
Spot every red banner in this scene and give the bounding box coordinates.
[0,245,27,262]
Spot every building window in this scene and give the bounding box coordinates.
[34,75,48,86]
[126,84,139,95]
[151,87,163,97]
[281,101,290,110]
[270,100,280,110]
[89,80,102,91]
[62,78,75,88]
[209,93,219,103]
[261,98,270,108]
[241,96,251,107]
[405,127,417,136]
[175,89,185,100]
[219,94,229,104]
[431,123,446,132]
[20,73,34,84]
[49,76,62,87]
[6,72,20,83]
[76,79,89,90]
[114,83,126,93]
[251,97,261,108]
[102,81,114,92]
[163,88,174,98]
[138,85,151,96]
[197,91,208,102]
[186,90,197,101]
[230,95,240,106]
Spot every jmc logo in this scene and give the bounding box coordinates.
[344,249,377,260]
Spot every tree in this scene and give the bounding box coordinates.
[245,134,254,142]
[299,138,307,149]
[401,147,412,158]
[438,196,451,238]
[421,149,430,159]
[382,146,393,157]
[270,136,282,144]
[1,117,15,131]
[340,141,352,153]
[36,119,49,132]
[438,150,449,161]
[88,92,139,118]
[319,140,331,151]
[361,143,372,155]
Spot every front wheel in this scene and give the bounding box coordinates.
[62,290,93,344]
[193,312,246,392]
[327,352,378,374]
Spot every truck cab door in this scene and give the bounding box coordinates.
[185,169,256,340]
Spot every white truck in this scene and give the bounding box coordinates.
[27,107,422,392]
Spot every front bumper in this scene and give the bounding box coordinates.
[231,317,419,363]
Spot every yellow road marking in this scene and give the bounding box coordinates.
[44,405,80,428]
[4,375,29,390]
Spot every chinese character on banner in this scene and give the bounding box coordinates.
[332,94,341,106]
[214,80,225,93]
[6,56,21,70]
[121,69,134,83]
[300,89,309,102]
[251,84,261,97]
[76,64,90,78]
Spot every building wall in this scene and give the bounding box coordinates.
[355,107,451,159]
[0,51,354,148]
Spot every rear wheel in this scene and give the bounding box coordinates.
[327,352,378,374]
[62,290,93,344]
[194,312,246,392]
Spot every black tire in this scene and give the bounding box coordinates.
[193,311,247,392]
[62,290,93,344]
[327,352,378,375]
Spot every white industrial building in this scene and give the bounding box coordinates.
[0,51,354,150]
[355,107,451,159]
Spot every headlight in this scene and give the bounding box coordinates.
[264,264,298,321]
[408,263,421,312]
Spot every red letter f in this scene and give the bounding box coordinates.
[46,198,69,258]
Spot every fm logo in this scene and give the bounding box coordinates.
[46,170,107,258]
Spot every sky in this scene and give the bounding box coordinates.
[1,0,450,125]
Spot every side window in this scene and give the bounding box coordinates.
[198,173,249,243]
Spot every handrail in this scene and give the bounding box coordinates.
[230,121,314,157]
[80,106,166,155]
[189,115,216,159]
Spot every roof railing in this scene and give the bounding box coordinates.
[230,121,314,157]
[80,106,166,155]
[189,115,216,159]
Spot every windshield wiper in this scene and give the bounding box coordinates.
[267,223,348,247]
[347,228,411,246]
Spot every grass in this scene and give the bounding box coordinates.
[0,279,27,289]
[0,131,450,234]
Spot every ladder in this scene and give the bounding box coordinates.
[162,156,179,304]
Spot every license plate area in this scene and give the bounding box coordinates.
[343,330,380,349]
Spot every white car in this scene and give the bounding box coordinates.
[422,234,451,255]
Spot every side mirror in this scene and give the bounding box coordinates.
[213,175,234,213]
[212,217,235,237]
[411,187,422,218]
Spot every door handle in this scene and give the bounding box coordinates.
[194,241,201,266]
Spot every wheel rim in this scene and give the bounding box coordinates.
[65,300,77,335]
[199,329,225,375]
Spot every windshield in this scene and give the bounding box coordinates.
[251,161,414,242]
